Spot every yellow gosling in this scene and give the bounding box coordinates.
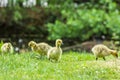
[37,42,52,56]
[28,41,52,57]
[91,44,118,60]
[28,41,37,52]
[47,39,63,62]
[1,42,14,54]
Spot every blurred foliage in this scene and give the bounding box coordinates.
[47,0,120,42]
[0,0,120,43]
[0,41,4,53]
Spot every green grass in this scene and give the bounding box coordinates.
[0,52,119,80]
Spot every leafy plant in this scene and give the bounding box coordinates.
[0,41,4,53]
[47,0,120,42]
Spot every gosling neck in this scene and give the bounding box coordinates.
[56,43,61,48]
[109,49,114,53]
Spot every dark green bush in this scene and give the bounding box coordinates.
[47,0,120,41]
[1,0,120,43]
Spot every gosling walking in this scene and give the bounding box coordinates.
[91,44,118,60]
[28,41,52,57]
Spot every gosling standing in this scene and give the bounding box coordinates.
[1,42,14,54]
[28,41,37,52]
[47,39,63,62]
[28,41,52,57]
[91,44,118,60]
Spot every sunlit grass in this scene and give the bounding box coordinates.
[0,52,119,80]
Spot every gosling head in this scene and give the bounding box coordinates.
[8,43,12,47]
[7,43,12,49]
[111,50,118,58]
[56,39,63,47]
[28,41,37,48]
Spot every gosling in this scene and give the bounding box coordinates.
[91,44,118,60]
[28,41,52,57]
[28,41,37,52]
[1,42,14,54]
[47,39,63,62]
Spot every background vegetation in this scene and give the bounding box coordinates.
[1,0,120,43]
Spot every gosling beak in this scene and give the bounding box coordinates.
[61,42,63,45]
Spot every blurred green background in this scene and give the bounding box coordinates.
[0,0,120,51]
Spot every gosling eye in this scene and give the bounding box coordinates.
[57,41,61,43]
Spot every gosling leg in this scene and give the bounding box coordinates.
[103,57,106,61]
[96,57,98,61]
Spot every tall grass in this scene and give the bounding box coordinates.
[0,52,119,80]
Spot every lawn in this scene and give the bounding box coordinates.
[0,52,119,80]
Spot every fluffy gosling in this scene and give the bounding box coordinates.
[1,42,14,54]
[91,44,118,60]
[28,41,37,52]
[37,42,52,56]
[28,41,52,57]
[47,39,63,62]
